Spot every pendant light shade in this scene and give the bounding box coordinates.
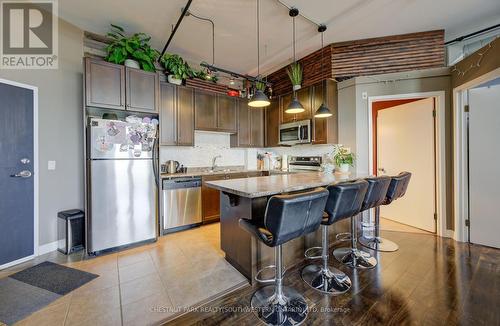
[314,103,333,118]
[248,0,270,108]
[314,24,333,119]
[248,90,271,107]
[286,96,304,114]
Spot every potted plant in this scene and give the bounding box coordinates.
[105,24,159,72]
[160,53,193,85]
[287,62,302,91]
[331,145,355,173]
[192,68,218,84]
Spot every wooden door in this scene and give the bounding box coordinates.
[217,95,237,132]
[265,99,280,147]
[231,98,251,147]
[280,93,294,124]
[195,89,217,130]
[202,174,226,223]
[177,86,194,146]
[295,87,312,121]
[378,98,435,232]
[85,58,125,110]
[250,108,265,147]
[159,83,177,145]
[125,68,159,112]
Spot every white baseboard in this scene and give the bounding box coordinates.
[38,241,59,256]
[0,255,35,270]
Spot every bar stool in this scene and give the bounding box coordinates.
[333,176,391,269]
[301,179,368,295]
[359,172,412,252]
[239,188,329,326]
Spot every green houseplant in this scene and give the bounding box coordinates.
[331,145,355,173]
[105,24,159,72]
[287,62,302,91]
[160,53,193,85]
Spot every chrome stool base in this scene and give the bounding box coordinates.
[301,264,351,294]
[359,236,399,252]
[333,247,377,269]
[251,285,308,326]
[335,232,351,242]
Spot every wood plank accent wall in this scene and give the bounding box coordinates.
[185,78,228,94]
[267,30,445,96]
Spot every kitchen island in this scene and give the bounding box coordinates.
[206,172,363,283]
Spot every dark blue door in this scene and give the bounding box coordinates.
[0,81,34,267]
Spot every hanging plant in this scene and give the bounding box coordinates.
[105,24,159,72]
[287,62,302,90]
[255,81,266,91]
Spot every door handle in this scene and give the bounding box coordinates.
[11,170,32,178]
[378,168,386,174]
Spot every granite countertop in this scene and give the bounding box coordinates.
[205,172,366,198]
[160,168,292,178]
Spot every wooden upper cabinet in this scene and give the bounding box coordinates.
[177,86,195,146]
[295,87,312,121]
[194,90,217,130]
[265,99,280,147]
[311,80,338,144]
[230,98,251,147]
[250,108,265,147]
[85,58,125,110]
[159,83,176,145]
[280,93,294,124]
[125,67,159,112]
[217,95,237,132]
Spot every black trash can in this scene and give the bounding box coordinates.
[57,209,85,255]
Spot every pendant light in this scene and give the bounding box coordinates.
[286,8,304,114]
[248,0,270,108]
[314,24,333,118]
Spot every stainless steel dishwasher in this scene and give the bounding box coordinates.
[161,177,202,234]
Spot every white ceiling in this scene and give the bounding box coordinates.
[59,0,500,76]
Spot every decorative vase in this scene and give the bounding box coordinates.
[292,84,301,91]
[167,75,183,85]
[124,59,140,69]
[338,163,350,173]
[321,163,334,174]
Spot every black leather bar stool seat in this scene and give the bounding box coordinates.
[334,176,391,269]
[239,188,329,326]
[301,179,368,294]
[359,172,412,252]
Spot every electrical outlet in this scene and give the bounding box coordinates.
[48,161,56,170]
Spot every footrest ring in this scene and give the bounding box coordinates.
[304,246,323,260]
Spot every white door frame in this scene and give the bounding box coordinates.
[367,91,448,238]
[0,78,39,270]
[453,67,500,243]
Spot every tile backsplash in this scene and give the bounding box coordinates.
[160,131,258,169]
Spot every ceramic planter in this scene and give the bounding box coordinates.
[292,84,301,91]
[124,59,140,69]
[338,163,350,173]
[167,75,183,85]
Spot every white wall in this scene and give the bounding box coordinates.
[160,131,258,170]
[0,19,84,246]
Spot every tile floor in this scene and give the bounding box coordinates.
[0,223,248,326]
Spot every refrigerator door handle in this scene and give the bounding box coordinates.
[152,132,159,188]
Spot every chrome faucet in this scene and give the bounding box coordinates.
[211,155,222,171]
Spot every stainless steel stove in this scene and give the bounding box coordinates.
[288,156,322,172]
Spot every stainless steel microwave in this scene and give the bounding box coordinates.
[279,120,311,145]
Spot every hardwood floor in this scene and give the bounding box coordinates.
[164,230,500,325]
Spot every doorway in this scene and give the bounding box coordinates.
[374,98,436,232]
[0,79,38,269]
[368,91,447,237]
[467,78,500,248]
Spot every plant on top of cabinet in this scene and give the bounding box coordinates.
[104,24,159,72]
[192,67,219,83]
[160,53,194,85]
[287,62,302,91]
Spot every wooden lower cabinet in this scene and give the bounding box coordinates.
[201,174,226,224]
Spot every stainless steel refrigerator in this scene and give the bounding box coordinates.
[87,118,158,254]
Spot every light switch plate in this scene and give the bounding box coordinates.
[48,161,56,170]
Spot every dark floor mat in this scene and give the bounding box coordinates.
[9,261,98,295]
